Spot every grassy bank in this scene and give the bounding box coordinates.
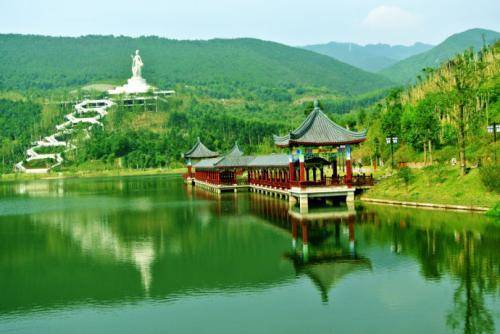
[364,165,499,209]
[0,167,186,182]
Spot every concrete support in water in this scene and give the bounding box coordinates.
[346,191,355,210]
[299,195,309,214]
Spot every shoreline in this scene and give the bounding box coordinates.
[360,197,489,212]
[0,168,186,183]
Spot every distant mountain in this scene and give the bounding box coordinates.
[302,42,433,72]
[0,35,394,95]
[380,28,500,84]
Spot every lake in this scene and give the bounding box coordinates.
[0,175,498,334]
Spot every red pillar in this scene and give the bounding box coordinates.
[187,165,192,178]
[332,159,338,178]
[288,156,295,182]
[345,145,352,185]
[299,155,305,182]
[301,223,308,245]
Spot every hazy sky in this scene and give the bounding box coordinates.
[0,0,498,46]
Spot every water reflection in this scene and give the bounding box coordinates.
[0,176,498,334]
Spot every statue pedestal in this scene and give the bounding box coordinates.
[108,76,151,95]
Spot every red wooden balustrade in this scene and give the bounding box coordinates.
[194,168,373,188]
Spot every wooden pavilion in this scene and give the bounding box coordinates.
[273,100,367,187]
[182,137,219,180]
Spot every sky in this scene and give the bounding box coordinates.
[0,0,498,46]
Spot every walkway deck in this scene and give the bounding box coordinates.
[189,177,363,213]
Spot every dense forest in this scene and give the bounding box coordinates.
[0,34,394,96]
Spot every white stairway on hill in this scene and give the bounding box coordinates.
[15,99,114,174]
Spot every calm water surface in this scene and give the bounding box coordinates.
[0,175,498,334]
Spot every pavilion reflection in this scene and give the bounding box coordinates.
[248,193,372,302]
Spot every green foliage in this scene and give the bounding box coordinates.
[398,166,414,187]
[0,99,44,172]
[485,202,500,218]
[479,164,500,193]
[381,28,500,84]
[381,89,403,136]
[0,34,393,96]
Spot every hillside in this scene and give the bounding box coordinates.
[380,28,500,84]
[302,42,433,72]
[0,35,394,96]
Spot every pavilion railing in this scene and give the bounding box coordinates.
[289,175,374,188]
[250,179,290,190]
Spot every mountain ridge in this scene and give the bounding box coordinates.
[379,28,500,84]
[0,34,394,96]
[302,41,433,72]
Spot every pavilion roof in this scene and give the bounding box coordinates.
[215,155,255,168]
[273,102,366,147]
[183,137,219,159]
[226,142,244,157]
[193,157,223,169]
[194,142,248,169]
[247,153,289,167]
[213,142,251,168]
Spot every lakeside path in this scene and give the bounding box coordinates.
[360,197,490,212]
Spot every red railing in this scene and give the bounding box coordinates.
[289,175,373,188]
[250,179,290,189]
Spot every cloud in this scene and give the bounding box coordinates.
[362,5,418,30]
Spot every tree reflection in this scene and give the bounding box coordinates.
[360,205,499,334]
[446,231,494,334]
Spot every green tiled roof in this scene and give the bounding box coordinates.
[183,137,219,159]
[274,102,366,147]
[226,142,244,157]
[247,153,289,167]
[193,157,223,168]
[215,155,255,168]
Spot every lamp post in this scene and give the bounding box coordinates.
[386,136,398,169]
[487,122,499,162]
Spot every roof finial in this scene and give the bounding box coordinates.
[314,100,319,109]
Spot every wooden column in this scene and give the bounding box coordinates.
[187,159,192,178]
[345,145,352,185]
[288,155,295,182]
[332,158,338,178]
[299,154,305,182]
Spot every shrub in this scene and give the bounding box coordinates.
[398,166,414,187]
[486,202,500,218]
[479,164,500,193]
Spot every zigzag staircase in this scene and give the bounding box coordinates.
[15,99,114,174]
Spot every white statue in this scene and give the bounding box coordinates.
[108,49,151,95]
[131,50,144,78]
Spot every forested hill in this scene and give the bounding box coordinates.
[302,42,433,72]
[380,28,500,84]
[0,35,394,95]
